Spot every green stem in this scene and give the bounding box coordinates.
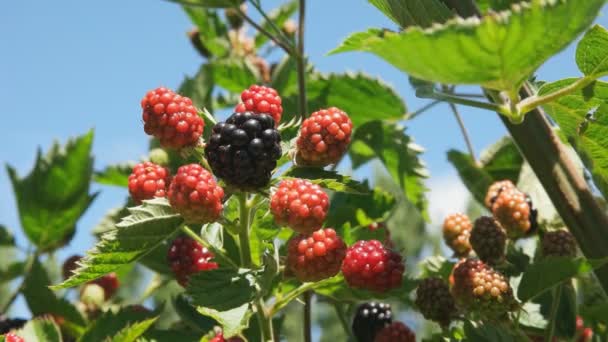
[303,291,312,342]
[236,193,274,341]
[1,250,39,313]
[180,225,238,269]
[546,285,563,342]
[247,0,294,48]
[235,6,294,55]
[403,100,442,120]
[333,302,355,340]
[269,282,317,316]
[419,88,511,115]
[295,0,308,119]
[443,85,477,163]
[517,76,598,115]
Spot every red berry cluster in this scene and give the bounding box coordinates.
[270,178,329,233]
[141,87,204,148]
[442,213,472,257]
[296,107,353,166]
[491,188,532,238]
[168,236,218,287]
[374,321,415,342]
[235,85,283,124]
[168,164,224,224]
[286,228,346,282]
[5,333,24,342]
[484,180,515,209]
[341,240,404,293]
[128,162,170,204]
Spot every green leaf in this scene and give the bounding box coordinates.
[326,187,396,229]
[111,317,157,342]
[22,260,86,327]
[555,283,577,338]
[447,150,493,205]
[538,79,608,199]
[186,268,257,311]
[581,301,608,324]
[204,59,259,94]
[184,6,229,57]
[94,163,134,187]
[78,307,158,342]
[331,0,604,91]
[92,204,130,236]
[518,256,608,302]
[282,167,371,194]
[576,25,608,77]
[169,0,241,8]
[0,225,15,246]
[14,318,62,342]
[368,0,453,28]
[475,0,529,12]
[314,274,418,304]
[140,329,204,342]
[197,303,251,338]
[6,130,96,251]
[53,198,183,289]
[173,295,217,332]
[254,0,298,48]
[349,121,427,215]
[179,64,215,113]
[419,255,455,281]
[271,56,298,95]
[0,261,25,284]
[463,320,516,342]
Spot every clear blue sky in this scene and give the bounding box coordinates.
[2,0,607,318]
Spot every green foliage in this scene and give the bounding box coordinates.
[79,308,158,342]
[6,130,96,251]
[184,6,229,57]
[187,268,257,311]
[169,0,241,8]
[462,320,517,341]
[576,25,608,77]
[205,59,260,93]
[179,64,215,113]
[368,0,453,28]
[13,318,62,342]
[0,225,15,246]
[314,274,418,305]
[94,163,134,187]
[254,0,298,47]
[282,167,371,194]
[111,317,158,342]
[173,295,217,332]
[54,198,183,289]
[326,187,396,229]
[197,304,251,338]
[331,0,604,91]
[475,0,528,12]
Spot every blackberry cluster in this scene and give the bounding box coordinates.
[341,240,404,293]
[168,236,218,287]
[270,178,329,234]
[235,85,282,124]
[286,228,346,282]
[450,259,514,318]
[470,216,507,264]
[205,112,281,190]
[415,277,456,327]
[542,229,577,257]
[442,213,472,257]
[352,302,392,342]
[0,316,27,335]
[491,188,533,239]
[128,162,170,204]
[484,180,515,209]
[374,322,415,342]
[296,107,353,166]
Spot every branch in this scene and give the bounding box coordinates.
[295,0,308,118]
[442,85,477,163]
[235,7,295,55]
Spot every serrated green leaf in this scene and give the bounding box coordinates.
[518,256,608,302]
[538,79,608,200]
[184,6,229,57]
[0,261,25,284]
[576,25,608,77]
[463,320,516,342]
[111,317,157,342]
[282,167,371,194]
[368,0,453,28]
[581,301,608,324]
[0,225,14,246]
[187,268,257,311]
[349,121,427,215]
[204,59,259,94]
[168,0,241,8]
[254,0,297,48]
[419,255,455,280]
[331,0,604,91]
[53,198,183,289]
[140,329,204,342]
[14,318,62,342]
[271,56,298,95]
[475,0,530,12]
[92,205,130,236]
[197,303,251,338]
[326,187,396,229]
[94,163,134,188]
[22,259,86,327]
[173,295,217,332]
[78,307,158,342]
[7,130,96,251]
[448,150,493,205]
[314,274,418,304]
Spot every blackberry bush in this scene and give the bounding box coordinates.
[205,112,281,190]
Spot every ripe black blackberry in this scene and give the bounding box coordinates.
[205,112,282,190]
[415,277,456,327]
[542,229,577,257]
[352,302,393,342]
[470,216,507,265]
[0,316,27,334]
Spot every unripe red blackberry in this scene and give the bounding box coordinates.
[296,107,353,166]
[542,229,577,257]
[352,302,393,342]
[5,333,25,342]
[470,216,507,264]
[168,236,218,287]
[485,180,515,209]
[270,179,329,234]
[374,321,415,342]
[450,259,514,318]
[341,240,404,293]
[168,164,224,224]
[492,188,533,238]
[141,87,204,149]
[415,277,456,327]
[62,254,82,280]
[235,85,282,125]
[205,112,281,190]
[286,228,346,282]
[128,162,171,204]
[91,272,119,300]
[442,213,472,257]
